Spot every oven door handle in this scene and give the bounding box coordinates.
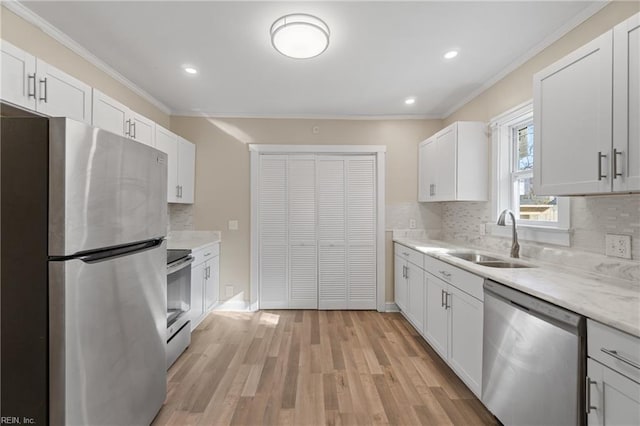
[167,255,194,275]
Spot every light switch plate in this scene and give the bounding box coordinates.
[228,220,239,231]
[409,219,417,229]
[605,234,632,259]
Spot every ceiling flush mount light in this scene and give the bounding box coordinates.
[270,13,330,59]
[183,66,198,75]
[405,97,416,105]
[444,50,459,60]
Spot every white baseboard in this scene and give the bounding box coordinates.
[385,302,399,312]
[212,300,251,312]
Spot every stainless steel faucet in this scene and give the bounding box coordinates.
[497,209,520,258]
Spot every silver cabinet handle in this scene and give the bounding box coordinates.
[204,252,212,257]
[445,292,450,309]
[598,151,607,180]
[38,77,47,102]
[403,252,410,256]
[176,185,180,198]
[601,348,640,370]
[439,270,451,279]
[613,148,623,178]
[132,122,137,139]
[125,119,131,136]
[586,377,597,414]
[441,289,445,307]
[405,266,409,279]
[179,185,183,198]
[27,74,36,98]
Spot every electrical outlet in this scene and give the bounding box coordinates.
[225,285,234,297]
[228,220,239,231]
[605,234,632,259]
[409,219,417,229]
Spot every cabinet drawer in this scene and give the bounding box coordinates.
[424,255,484,301]
[191,242,220,266]
[394,243,424,268]
[588,320,640,383]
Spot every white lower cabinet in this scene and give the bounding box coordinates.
[190,243,220,331]
[394,243,484,398]
[587,319,640,426]
[587,358,640,426]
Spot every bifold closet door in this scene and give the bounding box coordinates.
[317,156,376,310]
[258,156,289,309]
[288,157,317,308]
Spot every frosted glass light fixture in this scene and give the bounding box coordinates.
[270,14,330,59]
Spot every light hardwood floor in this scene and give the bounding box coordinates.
[153,310,497,426]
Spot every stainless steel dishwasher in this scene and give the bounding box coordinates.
[482,280,586,426]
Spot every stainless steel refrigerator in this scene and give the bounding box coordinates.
[1,117,168,425]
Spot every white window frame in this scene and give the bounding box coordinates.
[489,101,571,246]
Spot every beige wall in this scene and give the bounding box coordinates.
[444,1,640,125]
[169,117,442,303]
[0,6,170,127]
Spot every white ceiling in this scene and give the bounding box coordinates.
[20,1,603,118]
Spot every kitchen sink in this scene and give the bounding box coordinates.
[447,252,503,263]
[447,252,534,268]
[476,261,533,269]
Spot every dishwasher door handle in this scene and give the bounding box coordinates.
[601,348,640,370]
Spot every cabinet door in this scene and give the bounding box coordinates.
[419,139,437,202]
[613,14,640,192]
[447,285,483,397]
[92,89,129,137]
[534,31,613,195]
[0,40,36,110]
[318,157,347,310]
[394,256,407,312]
[425,275,448,359]
[190,262,205,331]
[35,59,91,124]
[434,126,457,201]
[130,112,155,148]
[587,358,640,426]
[288,157,317,309]
[155,126,179,202]
[177,137,196,204]
[406,262,424,333]
[204,258,220,311]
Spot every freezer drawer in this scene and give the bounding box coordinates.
[49,241,167,425]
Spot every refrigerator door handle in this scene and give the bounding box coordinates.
[76,238,164,263]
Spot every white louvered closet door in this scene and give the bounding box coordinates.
[346,157,377,309]
[288,157,318,308]
[317,157,347,309]
[259,156,289,309]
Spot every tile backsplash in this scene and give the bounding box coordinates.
[168,203,195,231]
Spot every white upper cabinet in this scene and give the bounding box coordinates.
[177,137,196,203]
[534,12,640,195]
[155,126,196,204]
[418,121,489,202]
[35,59,91,124]
[92,89,155,147]
[1,40,36,110]
[1,41,90,123]
[613,13,640,192]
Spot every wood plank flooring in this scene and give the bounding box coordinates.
[153,310,497,426]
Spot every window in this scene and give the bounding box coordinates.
[490,101,569,245]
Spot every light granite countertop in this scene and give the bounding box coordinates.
[167,230,221,251]
[394,237,640,338]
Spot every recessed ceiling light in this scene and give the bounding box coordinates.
[183,66,198,75]
[444,50,459,60]
[405,97,416,105]
[271,13,330,59]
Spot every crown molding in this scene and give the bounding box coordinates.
[171,111,443,121]
[441,0,608,120]
[2,0,172,115]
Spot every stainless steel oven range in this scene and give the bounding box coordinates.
[166,249,193,368]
